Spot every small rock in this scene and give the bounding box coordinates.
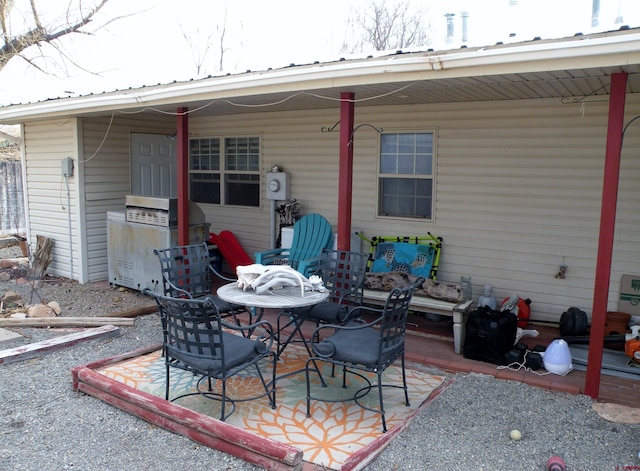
[0,272,10,282]
[47,301,62,315]
[2,291,22,303]
[0,259,21,268]
[9,312,27,318]
[27,304,56,318]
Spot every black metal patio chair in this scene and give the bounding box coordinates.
[276,249,369,357]
[144,291,277,421]
[305,277,424,432]
[153,243,256,330]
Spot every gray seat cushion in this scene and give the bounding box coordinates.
[168,331,264,376]
[314,324,400,368]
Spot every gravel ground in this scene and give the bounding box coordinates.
[1,241,639,471]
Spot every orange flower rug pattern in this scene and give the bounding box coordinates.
[97,344,444,470]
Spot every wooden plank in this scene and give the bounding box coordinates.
[0,317,135,327]
[0,327,22,346]
[0,325,121,365]
[362,290,474,355]
[104,305,157,318]
[363,289,456,316]
[71,344,162,390]
[73,366,303,470]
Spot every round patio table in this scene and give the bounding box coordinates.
[217,282,330,383]
[217,283,329,310]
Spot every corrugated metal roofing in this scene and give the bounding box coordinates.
[0,27,639,123]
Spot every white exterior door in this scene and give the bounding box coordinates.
[130,133,177,197]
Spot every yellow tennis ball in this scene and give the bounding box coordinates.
[510,429,522,441]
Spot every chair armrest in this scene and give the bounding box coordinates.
[311,315,383,358]
[222,319,276,350]
[334,275,366,304]
[162,275,194,299]
[296,255,324,277]
[332,286,367,323]
[208,264,236,283]
[311,307,382,337]
[255,248,290,266]
[339,301,380,322]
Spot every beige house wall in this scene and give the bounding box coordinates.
[22,118,80,280]
[190,95,640,322]
[21,94,640,322]
[81,114,175,282]
[22,114,175,283]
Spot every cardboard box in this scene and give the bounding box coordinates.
[619,274,640,316]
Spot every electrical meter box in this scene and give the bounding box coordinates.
[266,172,290,200]
[61,157,74,177]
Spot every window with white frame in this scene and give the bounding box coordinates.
[378,131,434,219]
[189,136,261,207]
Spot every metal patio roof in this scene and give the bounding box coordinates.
[1,27,639,123]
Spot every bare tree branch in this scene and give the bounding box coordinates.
[181,6,229,76]
[342,0,432,55]
[218,9,228,72]
[0,0,111,71]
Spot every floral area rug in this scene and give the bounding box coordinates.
[97,343,444,470]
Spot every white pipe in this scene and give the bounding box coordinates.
[270,200,276,249]
[65,175,74,281]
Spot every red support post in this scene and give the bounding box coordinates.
[337,93,355,251]
[177,107,189,246]
[584,72,627,399]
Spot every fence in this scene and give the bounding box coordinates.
[0,161,25,235]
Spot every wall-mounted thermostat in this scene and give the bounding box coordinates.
[266,172,290,200]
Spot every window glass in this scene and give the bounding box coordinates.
[378,132,434,219]
[189,137,260,207]
[226,174,260,206]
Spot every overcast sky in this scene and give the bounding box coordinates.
[0,0,638,106]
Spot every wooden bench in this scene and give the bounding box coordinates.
[362,289,474,354]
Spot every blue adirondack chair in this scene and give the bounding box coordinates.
[255,213,333,277]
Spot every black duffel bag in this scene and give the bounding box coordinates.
[463,305,518,365]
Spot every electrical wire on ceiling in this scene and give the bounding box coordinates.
[73,82,415,154]
[560,83,610,105]
[78,111,115,163]
[71,82,416,159]
[116,82,419,116]
[560,83,611,118]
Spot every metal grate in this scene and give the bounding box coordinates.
[125,208,171,226]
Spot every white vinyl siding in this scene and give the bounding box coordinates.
[81,115,175,282]
[23,115,175,282]
[19,94,640,324]
[22,119,80,280]
[190,95,640,323]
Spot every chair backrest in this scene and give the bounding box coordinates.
[320,249,368,306]
[377,277,424,369]
[288,214,333,270]
[152,293,227,367]
[154,243,212,298]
